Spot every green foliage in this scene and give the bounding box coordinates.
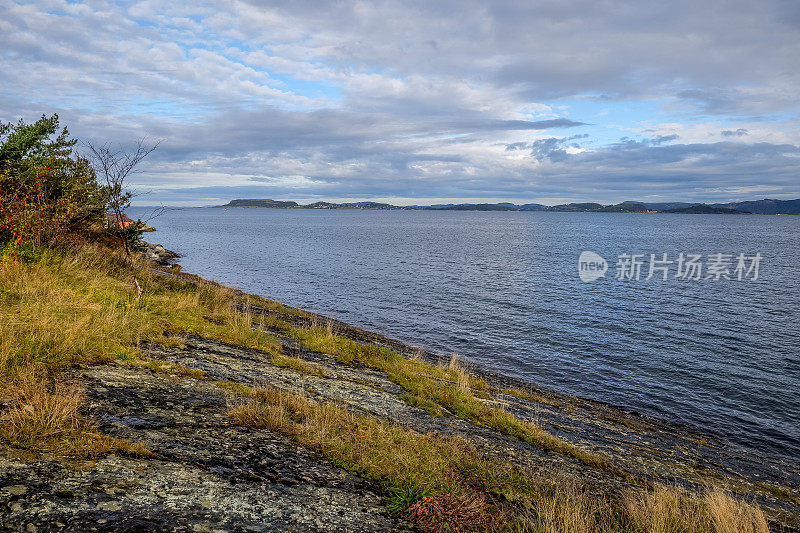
[0,114,107,251]
[0,113,76,171]
[0,114,151,255]
[386,483,432,515]
[105,216,147,253]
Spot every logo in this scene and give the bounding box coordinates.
[578,251,608,282]
[577,251,762,282]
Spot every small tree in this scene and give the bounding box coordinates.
[86,139,160,256]
[0,113,75,171]
[86,139,160,305]
[0,114,105,255]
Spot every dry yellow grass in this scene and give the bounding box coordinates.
[226,384,517,529]
[447,353,472,394]
[226,384,769,533]
[0,243,281,455]
[0,370,150,457]
[624,486,769,533]
[271,321,615,472]
[133,358,210,380]
[270,353,327,376]
[500,387,562,408]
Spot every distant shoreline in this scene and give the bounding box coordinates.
[214,197,800,215]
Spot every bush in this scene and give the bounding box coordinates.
[0,114,145,256]
[0,114,106,251]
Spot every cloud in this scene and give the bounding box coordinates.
[721,128,749,137]
[651,134,680,145]
[1,0,799,205]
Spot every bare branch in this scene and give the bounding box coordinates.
[85,138,161,257]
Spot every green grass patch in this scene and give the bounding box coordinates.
[267,320,617,474]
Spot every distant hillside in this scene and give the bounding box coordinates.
[549,203,604,212]
[305,201,403,210]
[598,202,649,213]
[215,198,800,214]
[219,199,300,208]
[340,201,402,210]
[663,205,750,214]
[439,203,518,211]
[711,198,800,215]
[634,202,702,211]
[517,203,549,211]
[412,204,454,209]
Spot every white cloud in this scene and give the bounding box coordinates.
[1,0,799,205]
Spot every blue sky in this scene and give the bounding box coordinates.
[2,0,798,206]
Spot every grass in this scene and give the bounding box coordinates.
[0,244,282,379]
[224,382,769,533]
[132,357,211,381]
[0,369,151,458]
[755,481,800,504]
[625,486,769,533]
[263,319,616,473]
[0,243,281,456]
[269,353,327,377]
[225,383,536,529]
[500,387,562,408]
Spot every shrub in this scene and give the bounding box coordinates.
[0,114,151,257]
[0,114,106,253]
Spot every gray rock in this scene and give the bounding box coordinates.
[3,485,27,496]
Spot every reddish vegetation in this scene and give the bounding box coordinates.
[407,493,494,532]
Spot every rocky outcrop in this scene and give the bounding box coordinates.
[2,304,799,531]
[0,363,411,532]
[141,242,179,266]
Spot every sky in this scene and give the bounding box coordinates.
[1,0,799,206]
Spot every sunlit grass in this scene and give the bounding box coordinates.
[225,382,769,533]
[0,369,151,458]
[264,318,615,472]
[0,243,281,455]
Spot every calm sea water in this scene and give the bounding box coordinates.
[130,207,800,461]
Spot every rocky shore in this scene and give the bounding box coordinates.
[1,261,799,531]
[141,242,180,266]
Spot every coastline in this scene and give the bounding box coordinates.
[1,246,798,531]
[233,283,800,496]
[145,254,800,520]
[213,197,800,214]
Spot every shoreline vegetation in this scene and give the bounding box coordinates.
[1,115,798,531]
[215,197,800,214]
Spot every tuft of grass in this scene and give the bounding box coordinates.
[448,353,472,395]
[624,486,769,533]
[386,483,433,515]
[501,387,562,408]
[270,353,327,377]
[755,481,800,504]
[0,371,151,458]
[132,358,210,380]
[398,392,445,417]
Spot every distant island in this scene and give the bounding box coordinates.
[217,198,800,214]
